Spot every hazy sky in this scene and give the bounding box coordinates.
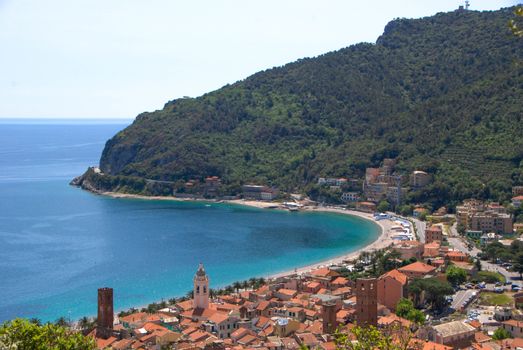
[0,0,520,119]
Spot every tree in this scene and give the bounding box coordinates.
[509,6,523,37]
[395,298,425,325]
[492,327,512,340]
[408,278,453,311]
[474,258,482,272]
[446,265,467,286]
[513,252,523,279]
[334,324,418,350]
[395,298,414,318]
[232,281,242,292]
[377,201,390,213]
[0,318,95,349]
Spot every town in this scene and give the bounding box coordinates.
[80,183,523,350]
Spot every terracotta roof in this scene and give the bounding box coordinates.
[418,340,454,350]
[398,261,436,274]
[380,269,408,285]
[306,281,321,289]
[295,332,320,346]
[331,277,349,285]
[513,196,523,200]
[277,288,298,296]
[378,314,412,328]
[474,331,492,343]
[310,267,339,278]
[207,311,230,324]
[96,336,118,349]
[503,320,523,327]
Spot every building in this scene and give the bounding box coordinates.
[322,302,338,334]
[97,287,114,339]
[205,312,239,339]
[194,263,210,310]
[425,225,443,243]
[204,176,221,197]
[446,250,468,262]
[513,186,523,196]
[502,320,523,338]
[242,185,278,201]
[355,278,377,327]
[512,196,523,208]
[392,240,423,260]
[456,199,513,234]
[377,270,408,311]
[398,261,436,279]
[386,185,407,207]
[356,201,377,213]
[430,321,476,347]
[423,241,441,259]
[470,212,513,235]
[410,170,432,188]
[341,192,360,203]
[364,182,388,202]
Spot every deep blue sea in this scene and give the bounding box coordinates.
[0,120,379,323]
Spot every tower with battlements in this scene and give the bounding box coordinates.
[356,278,377,327]
[97,287,114,339]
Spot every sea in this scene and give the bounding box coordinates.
[0,119,380,322]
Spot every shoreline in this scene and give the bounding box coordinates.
[96,191,396,279]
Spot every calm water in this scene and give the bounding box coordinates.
[0,121,379,322]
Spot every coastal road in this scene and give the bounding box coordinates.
[412,218,426,243]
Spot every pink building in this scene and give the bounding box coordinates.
[377,269,408,311]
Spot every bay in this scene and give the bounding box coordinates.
[0,120,379,322]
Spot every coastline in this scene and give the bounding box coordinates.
[97,191,395,280]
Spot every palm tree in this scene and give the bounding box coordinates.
[55,317,70,328]
[232,281,242,292]
[78,316,90,330]
[241,280,249,290]
[248,278,257,288]
[29,318,41,326]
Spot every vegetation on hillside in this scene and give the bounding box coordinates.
[83,7,521,210]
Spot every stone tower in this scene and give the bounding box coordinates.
[356,278,377,327]
[193,263,210,309]
[97,287,114,339]
[322,301,338,334]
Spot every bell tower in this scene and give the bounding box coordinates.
[193,263,209,309]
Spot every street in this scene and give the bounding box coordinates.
[447,224,522,287]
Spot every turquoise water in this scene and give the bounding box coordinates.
[0,121,380,322]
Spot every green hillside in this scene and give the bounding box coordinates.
[80,7,523,210]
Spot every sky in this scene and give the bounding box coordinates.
[0,0,520,119]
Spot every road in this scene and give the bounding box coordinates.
[447,224,522,287]
[411,217,426,243]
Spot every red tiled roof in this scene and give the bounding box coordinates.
[381,269,408,285]
[398,261,436,274]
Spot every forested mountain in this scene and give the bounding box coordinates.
[80,7,523,209]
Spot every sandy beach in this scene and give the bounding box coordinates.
[97,191,399,280]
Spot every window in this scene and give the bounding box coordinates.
[197,286,200,294]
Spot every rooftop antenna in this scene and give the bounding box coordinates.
[465,0,470,10]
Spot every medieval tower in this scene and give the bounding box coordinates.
[356,278,377,327]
